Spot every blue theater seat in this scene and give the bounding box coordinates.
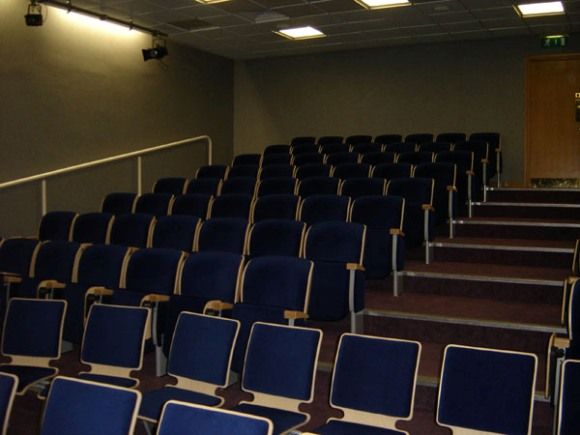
[171,193,211,219]
[264,144,290,156]
[298,195,350,226]
[40,376,141,435]
[0,373,17,435]
[231,322,322,434]
[0,298,67,394]
[71,212,113,244]
[297,177,339,198]
[219,177,257,197]
[152,215,199,252]
[332,163,371,180]
[134,193,173,217]
[372,163,412,181]
[139,313,239,424]
[109,213,155,248]
[38,211,77,241]
[247,220,306,258]
[185,178,221,196]
[374,134,402,146]
[256,177,297,197]
[437,344,537,435]
[340,178,386,199]
[153,177,187,195]
[101,192,136,215]
[557,359,580,435]
[290,137,316,147]
[404,133,433,146]
[195,164,228,179]
[157,401,273,435]
[259,164,294,180]
[195,218,249,255]
[295,164,332,181]
[208,194,252,220]
[251,194,299,222]
[360,151,396,166]
[227,164,259,179]
[233,153,262,167]
[325,152,359,166]
[313,333,421,435]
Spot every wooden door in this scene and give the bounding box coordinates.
[525,54,580,185]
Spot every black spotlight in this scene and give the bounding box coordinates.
[142,45,168,62]
[25,2,43,26]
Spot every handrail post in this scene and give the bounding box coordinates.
[41,179,47,216]
[137,156,143,196]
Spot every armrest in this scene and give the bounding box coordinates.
[86,286,114,297]
[553,336,571,349]
[37,280,66,290]
[481,158,489,164]
[390,228,404,236]
[422,204,434,211]
[446,185,457,192]
[1,273,22,285]
[466,170,475,176]
[284,310,308,320]
[141,294,170,304]
[204,300,234,313]
[346,263,364,271]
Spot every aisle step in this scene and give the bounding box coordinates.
[454,218,580,240]
[486,187,580,204]
[473,201,580,220]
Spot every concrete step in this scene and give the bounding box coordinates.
[454,217,580,240]
[472,201,580,220]
[428,237,574,269]
[486,187,580,204]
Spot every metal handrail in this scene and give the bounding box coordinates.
[0,135,212,215]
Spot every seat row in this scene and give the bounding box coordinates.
[1,297,569,435]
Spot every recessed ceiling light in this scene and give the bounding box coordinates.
[354,0,410,10]
[275,26,326,40]
[515,1,564,17]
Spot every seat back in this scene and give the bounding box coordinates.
[171,194,212,219]
[437,345,537,435]
[38,211,77,241]
[178,251,243,303]
[405,133,434,145]
[256,177,297,197]
[318,136,343,145]
[195,164,228,179]
[384,142,416,154]
[259,164,294,180]
[227,165,259,179]
[298,195,350,225]
[298,177,340,199]
[81,304,150,376]
[124,248,184,296]
[2,298,67,362]
[332,163,371,180]
[109,213,155,248]
[29,240,81,286]
[419,141,452,153]
[558,359,580,435]
[134,193,173,217]
[74,244,130,289]
[261,154,291,167]
[340,178,386,199]
[0,238,38,278]
[168,313,239,389]
[251,194,299,222]
[241,257,313,312]
[372,163,412,180]
[374,134,402,145]
[350,142,381,154]
[71,212,114,244]
[219,177,257,197]
[153,177,187,195]
[320,143,349,155]
[185,178,221,195]
[233,154,261,167]
[248,220,305,258]
[41,376,141,435]
[469,132,500,149]
[325,152,359,166]
[157,401,272,435]
[208,194,252,220]
[101,192,137,215]
[346,135,373,146]
[572,239,579,277]
[387,177,434,207]
[195,218,249,255]
[0,373,17,435]
[330,334,421,429]
[263,144,290,155]
[397,151,434,165]
[292,153,323,167]
[242,322,321,405]
[291,144,319,156]
[360,151,396,165]
[290,137,316,147]
[569,281,580,356]
[295,164,332,180]
[436,132,466,144]
[152,215,199,252]
[304,222,365,264]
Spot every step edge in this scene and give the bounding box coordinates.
[473,202,580,208]
[363,308,565,334]
[454,219,580,228]
[431,242,574,253]
[403,270,564,286]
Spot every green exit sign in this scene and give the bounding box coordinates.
[542,35,568,48]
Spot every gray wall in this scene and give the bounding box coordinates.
[234,35,579,185]
[0,0,233,236]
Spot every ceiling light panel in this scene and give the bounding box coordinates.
[354,0,409,11]
[275,25,326,39]
[515,2,565,17]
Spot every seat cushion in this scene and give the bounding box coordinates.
[0,365,57,393]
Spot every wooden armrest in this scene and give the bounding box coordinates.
[553,336,570,349]
[446,185,457,192]
[284,310,308,320]
[466,170,475,176]
[38,280,66,290]
[205,300,234,312]
[346,263,364,271]
[141,294,170,304]
[421,204,434,211]
[390,228,404,236]
[1,273,22,284]
[481,158,489,164]
[87,286,114,297]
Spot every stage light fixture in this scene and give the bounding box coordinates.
[25,1,44,26]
